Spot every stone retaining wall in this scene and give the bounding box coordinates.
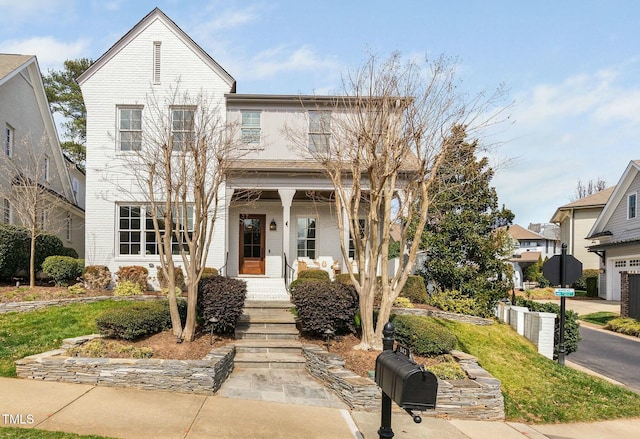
[393,307,494,326]
[15,335,235,395]
[0,295,164,314]
[302,345,504,420]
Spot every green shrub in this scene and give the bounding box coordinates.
[515,297,581,357]
[605,318,640,337]
[157,266,185,291]
[200,267,219,279]
[114,280,143,296]
[0,224,63,280]
[96,300,187,340]
[41,256,83,286]
[67,284,86,295]
[427,289,483,316]
[400,275,427,304]
[116,265,148,291]
[298,269,331,282]
[391,314,457,356]
[292,281,359,336]
[59,247,79,258]
[393,297,414,308]
[197,276,247,333]
[83,265,112,290]
[573,268,600,291]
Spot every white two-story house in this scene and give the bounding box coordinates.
[79,8,363,298]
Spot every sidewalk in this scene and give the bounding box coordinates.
[3,377,640,438]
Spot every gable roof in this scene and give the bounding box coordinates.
[587,160,640,239]
[550,186,615,223]
[0,54,33,86]
[77,8,235,90]
[507,224,546,241]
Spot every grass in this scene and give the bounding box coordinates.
[0,427,116,438]
[0,301,139,377]
[580,311,619,326]
[439,318,640,423]
[521,288,587,300]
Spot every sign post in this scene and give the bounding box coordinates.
[543,243,582,366]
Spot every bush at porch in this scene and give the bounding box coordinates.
[292,281,359,336]
[197,276,247,333]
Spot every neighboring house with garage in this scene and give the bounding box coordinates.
[505,224,559,289]
[550,186,614,271]
[586,160,640,301]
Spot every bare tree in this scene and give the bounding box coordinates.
[287,53,508,350]
[573,178,606,201]
[105,84,244,342]
[0,133,67,287]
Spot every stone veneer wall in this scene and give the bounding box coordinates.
[15,335,235,395]
[0,295,164,314]
[302,347,504,421]
[393,307,494,326]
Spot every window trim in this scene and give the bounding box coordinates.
[170,106,196,151]
[308,110,331,152]
[5,124,14,157]
[44,155,50,182]
[2,198,11,224]
[628,193,637,220]
[240,110,261,147]
[118,106,143,152]
[296,216,317,259]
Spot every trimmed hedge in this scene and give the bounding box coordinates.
[83,265,112,290]
[515,297,581,357]
[197,276,247,333]
[200,267,219,279]
[96,300,187,340]
[391,314,457,356]
[298,269,331,282]
[399,275,428,304]
[41,256,84,286]
[292,281,359,336]
[59,247,79,258]
[0,223,63,280]
[116,266,149,291]
[426,289,483,316]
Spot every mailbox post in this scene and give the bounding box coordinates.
[375,321,438,438]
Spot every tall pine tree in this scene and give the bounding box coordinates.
[417,125,514,315]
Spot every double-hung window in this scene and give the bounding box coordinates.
[44,155,50,182]
[308,111,331,152]
[171,107,195,151]
[5,124,14,156]
[119,107,142,151]
[348,219,366,259]
[629,193,637,219]
[297,217,317,259]
[2,199,10,224]
[241,111,261,146]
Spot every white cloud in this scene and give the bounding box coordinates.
[1,37,91,71]
[248,45,341,80]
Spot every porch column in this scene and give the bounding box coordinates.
[278,189,296,269]
[223,187,234,276]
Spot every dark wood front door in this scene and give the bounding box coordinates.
[239,214,265,275]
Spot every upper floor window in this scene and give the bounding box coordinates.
[171,107,195,151]
[72,178,79,198]
[241,111,261,146]
[297,217,317,259]
[153,41,161,84]
[119,107,143,151]
[44,156,50,182]
[2,199,10,224]
[628,193,637,219]
[308,111,331,152]
[65,215,72,242]
[5,124,14,156]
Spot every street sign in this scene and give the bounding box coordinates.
[554,288,575,297]
[543,254,583,286]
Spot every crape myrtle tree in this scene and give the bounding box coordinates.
[43,58,93,164]
[105,84,245,341]
[286,52,508,350]
[0,134,68,287]
[416,125,515,315]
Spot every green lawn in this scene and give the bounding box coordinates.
[0,427,116,438]
[439,318,640,423]
[0,301,139,377]
[580,311,619,326]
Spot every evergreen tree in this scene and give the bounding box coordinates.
[417,125,514,314]
[43,58,93,164]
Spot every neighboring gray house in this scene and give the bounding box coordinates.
[587,161,640,301]
[0,54,85,258]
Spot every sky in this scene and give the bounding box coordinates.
[2,0,639,228]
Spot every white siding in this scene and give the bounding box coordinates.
[603,173,640,242]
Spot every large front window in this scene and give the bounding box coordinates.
[308,111,331,152]
[297,217,317,259]
[241,111,261,146]
[119,107,142,151]
[118,204,193,256]
[171,107,195,151]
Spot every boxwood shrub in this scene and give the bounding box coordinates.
[298,269,331,282]
[399,275,428,304]
[0,223,63,280]
[96,300,187,340]
[42,256,84,286]
[197,276,247,333]
[292,281,359,336]
[391,314,457,356]
[515,297,580,357]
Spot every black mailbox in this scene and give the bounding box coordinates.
[375,349,438,411]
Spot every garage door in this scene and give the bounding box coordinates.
[610,258,640,301]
